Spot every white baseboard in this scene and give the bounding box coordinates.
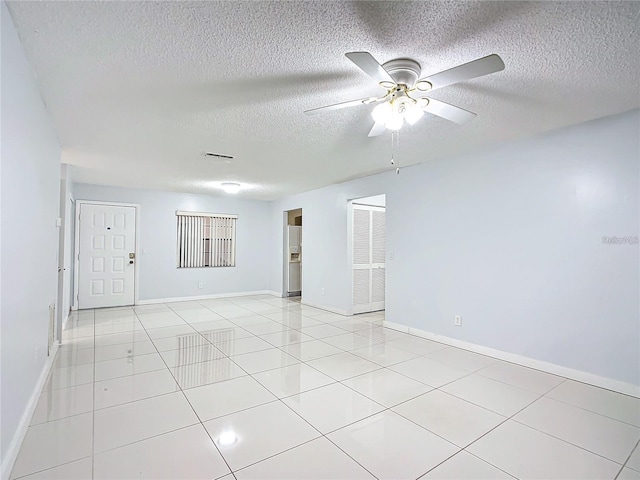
[136,290,277,305]
[301,299,351,316]
[383,321,640,398]
[1,342,59,480]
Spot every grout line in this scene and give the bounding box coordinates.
[615,438,640,479]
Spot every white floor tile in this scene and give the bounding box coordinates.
[53,347,95,368]
[94,321,145,336]
[393,390,505,447]
[620,467,640,479]
[10,413,93,479]
[235,437,375,479]
[252,363,335,398]
[275,315,325,330]
[152,333,210,352]
[238,322,298,336]
[350,343,421,366]
[421,451,514,479]
[328,411,459,480]
[228,315,274,327]
[94,392,199,453]
[184,376,277,421]
[213,336,274,356]
[627,443,640,471]
[177,309,225,323]
[94,352,166,381]
[425,346,497,372]
[30,383,93,425]
[307,352,381,381]
[94,331,150,348]
[13,458,93,480]
[279,339,343,361]
[94,340,156,362]
[546,380,640,426]
[441,374,540,416]
[283,383,385,433]
[312,312,350,323]
[513,396,640,463]
[145,324,195,340]
[467,420,620,479]
[191,319,241,332]
[259,330,315,347]
[320,332,384,351]
[300,323,349,339]
[231,348,299,374]
[94,425,230,480]
[476,361,564,394]
[387,336,448,355]
[159,343,226,367]
[199,326,255,342]
[203,401,320,471]
[44,363,94,390]
[172,357,246,389]
[389,356,469,388]
[94,369,179,410]
[166,301,207,311]
[341,368,432,407]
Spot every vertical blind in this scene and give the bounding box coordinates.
[176,211,237,268]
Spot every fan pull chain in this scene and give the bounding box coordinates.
[391,130,401,174]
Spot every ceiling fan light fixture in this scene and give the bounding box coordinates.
[371,102,392,124]
[221,182,241,194]
[386,113,404,131]
[379,80,396,90]
[415,80,432,91]
[404,103,424,125]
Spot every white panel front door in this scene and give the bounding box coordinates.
[78,203,136,309]
[352,204,386,314]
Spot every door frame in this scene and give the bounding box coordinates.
[72,200,140,310]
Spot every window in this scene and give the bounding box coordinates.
[176,211,237,268]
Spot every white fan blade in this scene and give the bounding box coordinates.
[304,97,376,115]
[368,122,386,137]
[418,54,505,91]
[423,98,476,125]
[345,52,395,85]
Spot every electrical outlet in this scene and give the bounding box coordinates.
[198,282,203,289]
[454,315,462,326]
[389,252,394,261]
[321,288,325,296]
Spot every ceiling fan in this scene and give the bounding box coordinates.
[304,52,505,137]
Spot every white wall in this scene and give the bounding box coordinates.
[268,109,640,387]
[1,1,62,471]
[72,183,272,301]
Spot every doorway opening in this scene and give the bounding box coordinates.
[283,208,302,298]
[349,195,386,314]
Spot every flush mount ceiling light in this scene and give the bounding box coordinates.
[221,182,241,194]
[304,52,505,137]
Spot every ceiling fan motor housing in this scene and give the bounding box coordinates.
[382,58,422,87]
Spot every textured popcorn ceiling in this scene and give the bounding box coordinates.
[7,1,640,200]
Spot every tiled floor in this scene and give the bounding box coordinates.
[10,295,640,479]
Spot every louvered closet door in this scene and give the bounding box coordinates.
[352,204,386,313]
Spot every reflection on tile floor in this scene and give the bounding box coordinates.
[10,295,640,479]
